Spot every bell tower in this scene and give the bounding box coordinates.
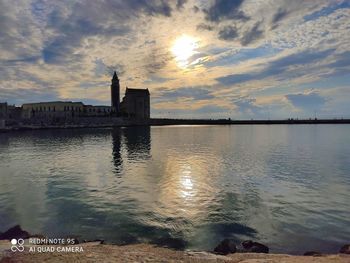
[111,71,120,113]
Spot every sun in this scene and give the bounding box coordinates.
[171,35,199,68]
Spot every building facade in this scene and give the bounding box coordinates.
[22,101,85,119]
[84,105,112,116]
[120,88,150,119]
[0,103,7,119]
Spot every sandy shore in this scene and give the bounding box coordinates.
[1,241,349,263]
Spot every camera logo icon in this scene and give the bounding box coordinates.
[10,238,25,252]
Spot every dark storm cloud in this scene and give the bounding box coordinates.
[240,22,264,46]
[218,26,239,41]
[204,0,249,22]
[155,86,214,101]
[216,49,335,85]
[286,91,326,110]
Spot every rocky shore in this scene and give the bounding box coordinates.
[0,225,349,263]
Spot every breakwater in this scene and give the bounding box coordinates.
[1,118,350,132]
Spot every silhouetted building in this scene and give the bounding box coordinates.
[3,72,151,122]
[111,71,120,113]
[7,105,22,119]
[84,105,112,116]
[0,103,8,118]
[22,101,85,119]
[120,88,150,119]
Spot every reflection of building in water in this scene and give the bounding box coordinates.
[111,128,123,171]
[123,126,151,160]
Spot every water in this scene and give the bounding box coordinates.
[0,125,349,254]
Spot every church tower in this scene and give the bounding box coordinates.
[111,71,120,113]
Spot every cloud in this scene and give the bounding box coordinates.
[0,0,349,119]
[216,49,335,85]
[303,1,350,22]
[155,86,215,101]
[286,91,327,110]
[204,0,249,22]
[143,48,172,75]
[0,87,58,105]
[41,0,175,64]
[232,97,264,117]
[218,26,239,41]
[196,23,214,31]
[240,22,264,46]
[176,0,187,10]
[94,59,125,77]
[271,8,288,28]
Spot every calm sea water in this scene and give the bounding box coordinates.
[0,125,349,254]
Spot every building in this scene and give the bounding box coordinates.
[7,105,22,119]
[120,88,150,119]
[111,71,120,113]
[3,71,151,121]
[0,102,8,118]
[22,101,84,119]
[84,105,112,116]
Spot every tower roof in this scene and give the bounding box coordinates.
[125,87,150,95]
[112,71,119,80]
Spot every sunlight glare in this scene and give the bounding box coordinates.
[171,35,199,68]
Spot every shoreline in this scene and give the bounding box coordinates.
[1,118,350,133]
[1,241,350,263]
[1,226,349,262]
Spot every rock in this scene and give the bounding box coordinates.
[339,244,350,254]
[242,240,269,253]
[0,225,30,240]
[83,239,104,244]
[304,251,322,256]
[214,239,237,255]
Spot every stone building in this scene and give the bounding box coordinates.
[120,88,150,119]
[84,105,112,116]
[22,101,84,119]
[4,72,150,122]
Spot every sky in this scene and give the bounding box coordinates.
[0,0,349,119]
